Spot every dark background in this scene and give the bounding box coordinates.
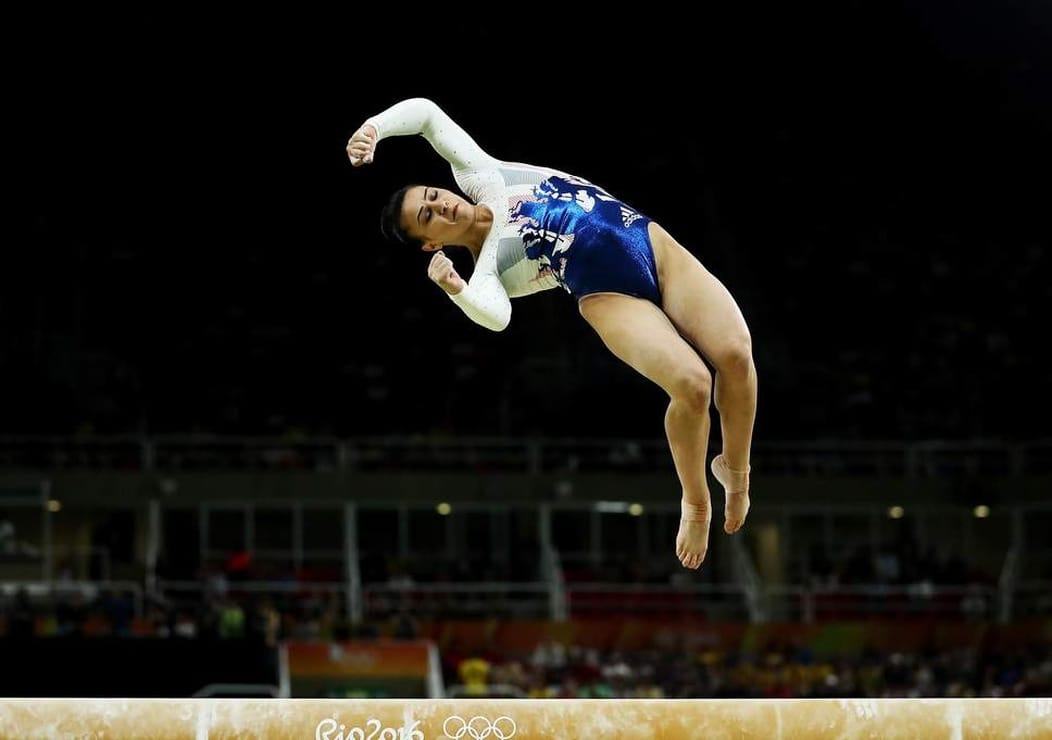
[6,3,1050,442]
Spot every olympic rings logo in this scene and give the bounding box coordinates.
[442,715,517,740]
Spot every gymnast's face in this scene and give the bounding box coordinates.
[401,185,473,250]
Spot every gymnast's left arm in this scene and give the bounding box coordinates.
[429,247,511,333]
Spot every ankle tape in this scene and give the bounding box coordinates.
[681,499,711,522]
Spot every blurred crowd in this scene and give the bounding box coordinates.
[2,584,1051,700]
[443,640,1052,699]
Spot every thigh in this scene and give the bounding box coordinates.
[649,222,752,365]
[577,292,710,397]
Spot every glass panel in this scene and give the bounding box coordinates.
[207,508,246,552]
[408,509,447,581]
[302,507,342,551]
[161,507,199,580]
[357,508,399,584]
[509,507,539,581]
[599,511,637,580]
[253,507,293,550]
[786,513,826,583]
[553,509,592,578]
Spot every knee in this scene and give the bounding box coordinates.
[713,336,755,379]
[671,365,712,411]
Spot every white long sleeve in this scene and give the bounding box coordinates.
[365,97,495,173]
[448,247,511,332]
[365,98,512,332]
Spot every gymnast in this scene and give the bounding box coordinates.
[347,98,757,570]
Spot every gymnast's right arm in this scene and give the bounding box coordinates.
[348,99,511,332]
[346,97,497,174]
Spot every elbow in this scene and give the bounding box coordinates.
[408,97,440,112]
[490,313,511,332]
[488,307,511,332]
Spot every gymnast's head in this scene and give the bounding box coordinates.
[380,184,477,252]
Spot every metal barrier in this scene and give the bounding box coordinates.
[564,583,751,620]
[363,583,552,619]
[0,579,144,619]
[764,584,1000,622]
[1,577,1046,629]
[1007,581,1052,618]
[2,435,1049,476]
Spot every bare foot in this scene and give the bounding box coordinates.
[676,498,711,569]
[711,454,751,534]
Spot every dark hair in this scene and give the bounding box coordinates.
[379,184,422,247]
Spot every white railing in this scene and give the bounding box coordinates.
[0,579,144,619]
[1,435,1049,476]
[564,583,752,620]
[1007,581,1052,618]
[764,584,1000,622]
[363,582,553,619]
[4,577,1048,625]
[156,578,348,612]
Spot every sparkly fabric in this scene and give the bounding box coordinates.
[510,174,661,304]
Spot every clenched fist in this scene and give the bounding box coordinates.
[427,251,466,295]
[346,124,377,166]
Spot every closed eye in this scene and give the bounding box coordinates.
[424,189,437,222]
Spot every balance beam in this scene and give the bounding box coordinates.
[1,698,1050,739]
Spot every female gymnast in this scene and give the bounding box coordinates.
[347,98,757,570]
